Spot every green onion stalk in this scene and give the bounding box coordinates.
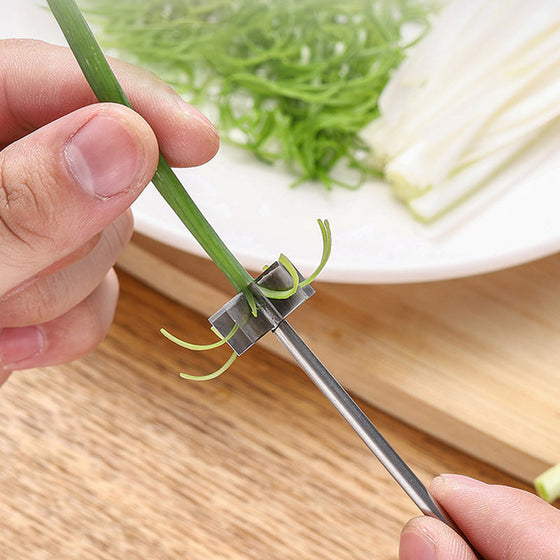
[46,0,254,300]
[46,0,331,377]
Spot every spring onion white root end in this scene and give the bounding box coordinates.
[535,463,560,503]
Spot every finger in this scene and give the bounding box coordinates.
[431,475,560,560]
[400,516,477,560]
[0,211,133,327]
[0,39,219,166]
[0,233,102,302]
[0,268,119,381]
[39,232,103,278]
[0,102,157,294]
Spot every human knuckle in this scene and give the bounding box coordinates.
[13,284,53,326]
[83,309,108,352]
[0,151,59,253]
[106,212,134,255]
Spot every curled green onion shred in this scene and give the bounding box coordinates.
[178,352,238,382]
[47,0,333,382]
[161,325,239,381]
[160,324,239,352]
[163,219,331,380]
[81,0,434,190]
[259,219,332,299]
[301,219,332,287]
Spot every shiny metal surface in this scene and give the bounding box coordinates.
[210,260,484,559]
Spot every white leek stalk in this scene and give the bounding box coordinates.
[361,0,560,222]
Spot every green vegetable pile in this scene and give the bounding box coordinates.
[82,0,433,188]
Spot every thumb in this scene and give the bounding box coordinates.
[399,475,560,560]
[0,103,159,294]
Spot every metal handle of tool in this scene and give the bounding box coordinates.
[210,263,484,559]
[273,319,485,560]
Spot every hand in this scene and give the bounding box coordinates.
[399,474,560,560]
[0,39,219,385]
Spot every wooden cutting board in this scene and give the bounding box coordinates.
[117,233,560,487]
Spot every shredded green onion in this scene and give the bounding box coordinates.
[258,254,301,300]
[300,219,332,287]
[259,218,331,299]
[179,351,238,381]
[161,324,239,380]
[81,0,434,189]
[160,324,239,351]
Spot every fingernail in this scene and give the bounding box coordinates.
[435,474,487,489]
[65,113,145,198]
[400,523,436,560]
[179,98,219,141]
[187,105,216,131]
[0,326,45,368]
[177,95,214,128]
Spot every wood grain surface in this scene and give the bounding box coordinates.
[0,271,543,560]
[118,235,560,485]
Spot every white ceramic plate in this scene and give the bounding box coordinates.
[3,0,560,283]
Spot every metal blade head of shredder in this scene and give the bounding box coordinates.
[209,260,315,355]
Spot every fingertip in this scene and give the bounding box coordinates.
[184,107,221,165]
[400,516,477,560]
[117,60,220,167]
[399,517,437,560]
[114,66,220,167]
[95,268,120,329]
[0,269,120,373]
[0,325,45,372]
[429,474,488,508]
[432,474,487,490]
[160,102,220,167]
